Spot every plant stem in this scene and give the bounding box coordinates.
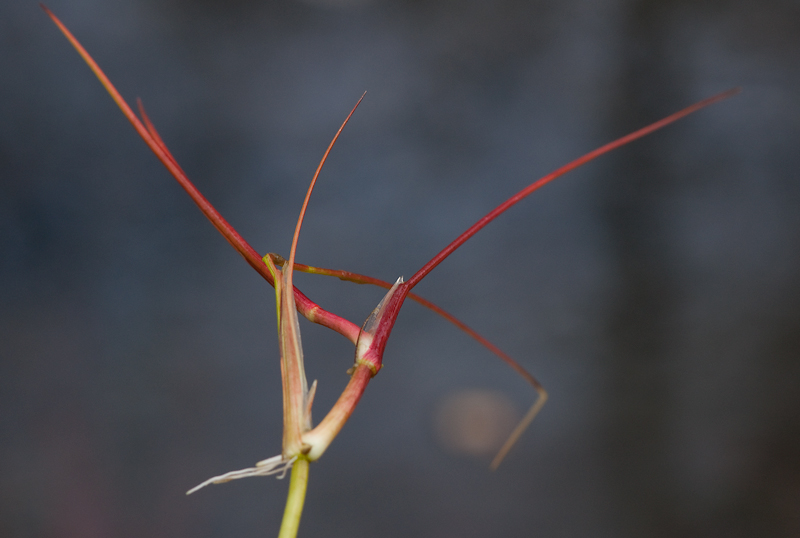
[277,458,310,538]
[405,87,741,289]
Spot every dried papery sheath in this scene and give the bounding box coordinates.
[350,276,404,375]
[362,276,404,335]
[276,255,314,456]
[186,455,297,495]
[185,254,318,496]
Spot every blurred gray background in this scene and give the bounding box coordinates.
[2,0,799,536]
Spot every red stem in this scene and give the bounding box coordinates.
[406,87,741,289]
[286,93,365,286]
[43,5,361,344]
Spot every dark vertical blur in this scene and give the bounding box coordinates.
[2,0,798,537]
[600,1,688,535]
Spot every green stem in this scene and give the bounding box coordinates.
[277,458,310,538]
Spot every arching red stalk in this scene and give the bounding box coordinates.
[277,94,365,458]
[354,88,741,362]
[406,87,741,289]
[42,4,361,344]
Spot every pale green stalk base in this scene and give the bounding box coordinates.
[277,457,310,538]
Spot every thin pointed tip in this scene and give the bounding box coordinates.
[352,91,367,110]
[691,87,741,112]
[489,448,508,471]
[185,483,206,496]
[41,4,58,20]
[711,86,742,102]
